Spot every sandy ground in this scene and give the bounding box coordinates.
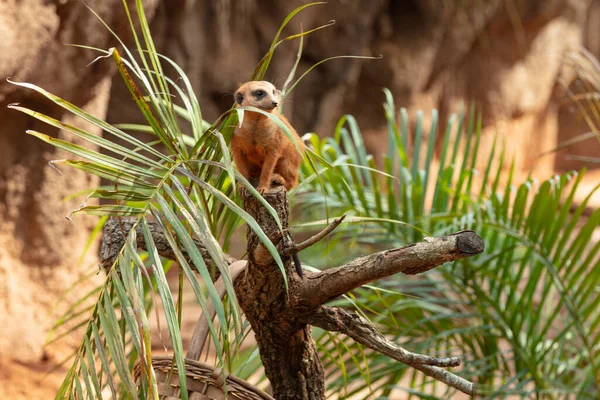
[0,357,66,399]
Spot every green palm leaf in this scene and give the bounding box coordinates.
[11,2,352,398]
[296,91,600,398]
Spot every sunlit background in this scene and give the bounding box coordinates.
[1,1,599,398]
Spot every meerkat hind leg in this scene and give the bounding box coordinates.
[270,173,286,187]
[257,153,280,194]
[276,157,300,190]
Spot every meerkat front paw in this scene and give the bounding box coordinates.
[257,185,269,195]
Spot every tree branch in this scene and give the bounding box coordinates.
[309,305,475,396]
[186,260,248,361]
[284,215,346,256]
[301,231,484,307]
[236,186,326,398]
[99,217,236,274]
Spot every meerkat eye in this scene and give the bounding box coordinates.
[272,89,276,95]
[255,90,265,97]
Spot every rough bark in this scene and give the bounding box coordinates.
[301,231,484,308]
[234,187,325,400]
[99,217,236,274]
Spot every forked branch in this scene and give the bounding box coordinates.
[309,306,475,395]
[100,193,483,398]
[284,215,346,255]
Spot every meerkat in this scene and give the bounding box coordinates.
[231,81,304,193]
[231,80,305,277]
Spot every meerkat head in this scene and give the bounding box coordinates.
[234,81,280,111]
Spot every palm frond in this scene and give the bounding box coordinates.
[11,1,354,397]
[297,92,600,398]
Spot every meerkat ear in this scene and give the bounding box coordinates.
[235,92,244,105]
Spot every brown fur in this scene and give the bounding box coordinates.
[231,81,304,193]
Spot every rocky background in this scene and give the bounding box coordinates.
[1,0,599,397]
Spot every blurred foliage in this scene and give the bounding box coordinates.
[555,49,600,164]
[296,96,600,399]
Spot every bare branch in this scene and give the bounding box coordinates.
[309,306,460,368]
[309,306,475,396]
[284,215,346,255]
[99,217,237,274]
[186,260,248,360]
[301,230,484,307]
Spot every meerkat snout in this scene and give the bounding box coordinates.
[235,92,244,105]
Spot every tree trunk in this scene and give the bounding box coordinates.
[234,188,325,399]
